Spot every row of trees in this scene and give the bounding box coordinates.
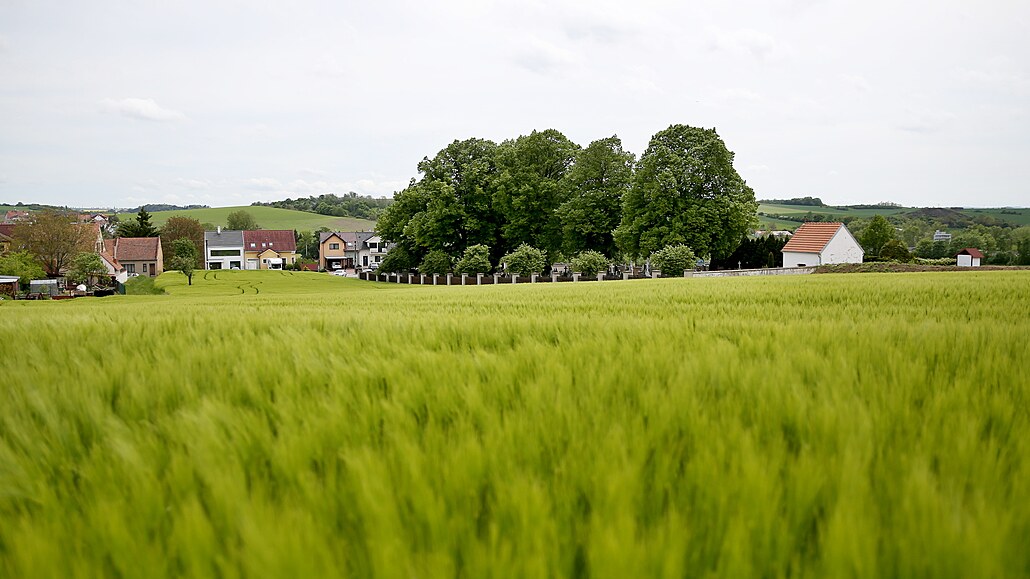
[376,125,758,272]
[253,193,392,221]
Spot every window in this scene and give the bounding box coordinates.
[209,262,222,270]
[230,261,241,269]
[250,243,256,248]
[269,242,273,247]
[211,249,241,257]
[375,255,382,262]
[329,243,340,250]
[126,264,135,273]
[143,263,148,273]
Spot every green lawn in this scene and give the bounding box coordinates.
[115,205,376,232]
[1,270,1028,577]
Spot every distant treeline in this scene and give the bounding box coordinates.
[252,193,392,220]
[127,204,210,212]
[758,197,824,206]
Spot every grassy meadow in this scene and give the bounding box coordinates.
[1,270,1028,577]
[116,205,376,232]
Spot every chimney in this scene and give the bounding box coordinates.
[217,226,222,234]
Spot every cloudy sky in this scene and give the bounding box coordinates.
[1,0,1027,209]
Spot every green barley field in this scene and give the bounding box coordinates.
[1,271,1028,578]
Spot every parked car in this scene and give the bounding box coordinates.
[330,269,348,276]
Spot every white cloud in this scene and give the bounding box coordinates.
[513,37,579,74]
[242,177,283,190]
[896,106,957,134]
[707,27,789,61]
[100,98,187,122]
[839,74,871,93]
[0,34,9,53]
[171,178,211,190]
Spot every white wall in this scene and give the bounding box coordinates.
[206,246,244,269]
[821,228,864,264]
[957,255,981,267]
[782,251,818,267]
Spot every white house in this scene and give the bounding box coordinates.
[204,228,245,270]
[956,248,983,267]
[781,222,864,267]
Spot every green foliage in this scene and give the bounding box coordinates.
[493,129,579,258]
[0,250,46,284]
[649,244,697,276]
[616,124,757,260]
[379,245,417,273]
[570,250,610,276]
[226,210,259,231]
[68,252,108,285]
[378,139,500,264]
[453,244,492,274]
[0,271,1027,576]
[859,214,897,255]
[418,249,453,274]
[14,209,97,276]
[116,208,159,237]
[252,192,392,220]
[159,216,204,268]
[879,239,912,262]
[557,136,634,257]
[499,243,547,276]
[168,238,198,285]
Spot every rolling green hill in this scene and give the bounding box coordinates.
[116,206,376,232]
[757,203,1029,230]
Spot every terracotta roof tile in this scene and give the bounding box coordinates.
[243,230,296,252]
[957,247,984,258]
[112,237,160,261]
[781,222,845,254]
[0,224,13,240]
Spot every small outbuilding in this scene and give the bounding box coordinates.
[956,248,983,267]
[781,222,864,267]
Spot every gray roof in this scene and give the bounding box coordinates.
[320,231,379,247]
[204,229,244,247]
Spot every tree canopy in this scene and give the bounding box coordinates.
[160,216,204,267]
[615,125,757,260]
[169,238,198,285]
[116,208,158,238]
[557,136,634,258]
[14,209,97,277]
[377,125,758,269]
[226,210,259,230]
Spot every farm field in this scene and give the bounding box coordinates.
[1,270,1028,577]
[114,205,376,232]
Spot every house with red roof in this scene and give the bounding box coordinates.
[104,237,163,277]
[956,248,983,267]
[781,222,863,267]
[243,230,297,270]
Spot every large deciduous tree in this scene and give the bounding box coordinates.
[14,209,96,276]
[615,125,757,260]
[159,216,205,267]
[377,138,501,263]
[557,136,634,258]
[492,129,580,259]
[859,214,897,256]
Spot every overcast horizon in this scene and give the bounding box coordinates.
[2,0,1028,210]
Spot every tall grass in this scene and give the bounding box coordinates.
[1,271,1028,577]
